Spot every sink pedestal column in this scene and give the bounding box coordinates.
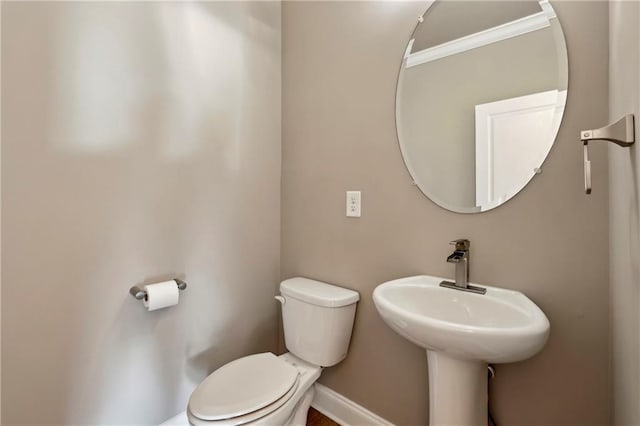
[426,350,487,426]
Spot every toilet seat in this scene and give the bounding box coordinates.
[188,353,300,425]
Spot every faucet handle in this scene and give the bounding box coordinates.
[449,239,470,251]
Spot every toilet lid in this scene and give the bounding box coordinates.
[187,375,300,426]
[189,353,299,421]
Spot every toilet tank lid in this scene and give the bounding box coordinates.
[280,277,360,307]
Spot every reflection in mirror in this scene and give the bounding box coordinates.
[396,0,568,213]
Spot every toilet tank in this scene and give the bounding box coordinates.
[279,277,359,367]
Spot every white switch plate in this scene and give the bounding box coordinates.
[346,191,361,217]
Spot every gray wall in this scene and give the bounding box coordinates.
[282,2,610,425]
[1,2,281,424]
[609,1,640,425]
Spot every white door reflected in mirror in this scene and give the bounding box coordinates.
[474,90,566,211]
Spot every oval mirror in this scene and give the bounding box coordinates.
[396,0,568,213]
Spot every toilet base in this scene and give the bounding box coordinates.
[284,385,315,426]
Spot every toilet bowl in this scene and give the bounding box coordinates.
[187,278,359,426]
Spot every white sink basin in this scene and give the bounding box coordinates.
[373,275,550,425]
[373,275,549,425]
[373,275,549,363]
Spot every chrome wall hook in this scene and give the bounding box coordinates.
[581,114,635,194]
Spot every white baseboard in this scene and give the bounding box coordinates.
[311,383,394,426]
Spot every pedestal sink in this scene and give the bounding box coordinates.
[373,275,549,425]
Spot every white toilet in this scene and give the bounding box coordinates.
[187,277,360,426]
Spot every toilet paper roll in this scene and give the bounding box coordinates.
[143,280,179,311]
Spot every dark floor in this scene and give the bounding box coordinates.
[306,408,341,426]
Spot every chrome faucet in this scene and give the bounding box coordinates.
[446,239,470,288]
[440,239,486,295]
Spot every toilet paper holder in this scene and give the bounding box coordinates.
[129,279,187,301]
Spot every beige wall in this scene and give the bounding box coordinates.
[1,2,281,424]
[282,2,610,425]
[609,1,640,425]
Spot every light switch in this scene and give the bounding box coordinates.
[346,191,361,217]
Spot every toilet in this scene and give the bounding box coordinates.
[187,277,360,426]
